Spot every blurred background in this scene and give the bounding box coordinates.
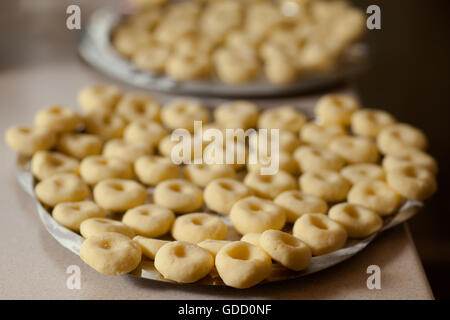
[354,0,450,299]
[0,0,449,298]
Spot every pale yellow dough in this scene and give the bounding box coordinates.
[78,85,122,114]
[203,135,248,169]
[173,34,215,56]
[259,230,312,271]
[293,213,348,256]
[158,134,195,162]
[154,10,198,45]
[386,164,437,201]
[153,179,203,213]
[35,105,81,133]
[200,1,242,41]
[116,92,160,123]
[347,180,402,216]
[161,99,210,132]
[258,106,307,133]
[5,81,441,287]
[134,155,180,186]
[278,130,302,153]
[80,217,135,238]
[113,0,366,87]
[351,109,396,138]
[129,6,161,25]
[213,47,260,84]
[299,170,350,203]
[184,164,235,188]
[246,2,284,42]
[113,25,154,57]
[215,241,272,289]
[225,29,259,51]
[340,163,385,185]
[31,151,79,180]
[297,40,339,72]
[122,204,175,238]
[263,52,299,85]
[102,139,151,163]
[247,151,298,175]
[5,126,55,156]
[93,179,147,212]
[171,213,227,244]
[133,236,169,260]
[300,122,347,147]
[132,43,171,73]
[244,170,296,199]
[56,133,103,159]
[328,202,383,238]
[204,178,251,215]
[315,94,360,126]
[293,145,345,172]
[382,148,438,174]
[240,233,261,246]
[274,190,328,223]
[230,196,286,234]
[35,173,89,207]
[249,130,300,154]
[80,232,141,275]
[198,239,232,257]
[123,121,168,147]
[80,155,133,185]
[214,101,259,130]
[154,241,214,283]
[377,123,428,155]
[329,136,379,164]
[52,201,106,232]
[84,113,126,140]
[166,52,211,80]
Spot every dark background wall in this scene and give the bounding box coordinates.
[350,0,450,298]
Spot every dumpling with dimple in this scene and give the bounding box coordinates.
[154,241,214,283]
[293,213,348,256]
[215,241,272,288]
[171,213,227,244]
[80,232,141,275]
[230,196,286,234]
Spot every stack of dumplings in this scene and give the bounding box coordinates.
[112,0,366,85]
[5,84,437,288]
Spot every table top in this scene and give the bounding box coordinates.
[0,0,434,300]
